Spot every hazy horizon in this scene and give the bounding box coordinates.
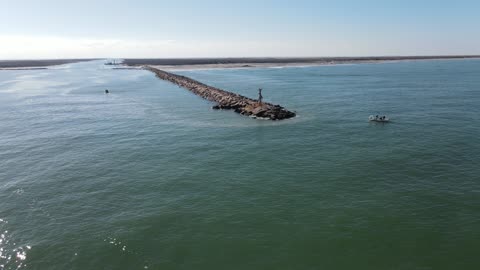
[1,0,480,59]
[3,55,480,61]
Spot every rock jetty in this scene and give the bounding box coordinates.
[145,66,296,120]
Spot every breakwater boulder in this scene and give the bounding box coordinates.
[145,66,296,120]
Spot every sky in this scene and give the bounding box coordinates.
[1,0,480,59]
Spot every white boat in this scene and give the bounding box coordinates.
[369,115,390,122]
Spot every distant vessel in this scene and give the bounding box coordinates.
[369,115,390,122]
[105,59,121,66]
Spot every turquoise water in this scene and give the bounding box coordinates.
[0,60,479,270]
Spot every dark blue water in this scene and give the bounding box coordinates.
[0,59,479,270]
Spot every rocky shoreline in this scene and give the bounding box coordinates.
[145,66,296,120]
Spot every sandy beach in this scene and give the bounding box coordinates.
[146,62,338,71]
[123,55,480,71]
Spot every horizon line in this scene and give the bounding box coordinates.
[2,55,480,61]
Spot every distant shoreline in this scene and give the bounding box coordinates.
[2,56,479,70]
[0,59,97,69]
[124,55,480,71]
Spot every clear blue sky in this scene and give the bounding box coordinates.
[1,0,479,58]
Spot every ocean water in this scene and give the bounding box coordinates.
[0,59,479,270]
